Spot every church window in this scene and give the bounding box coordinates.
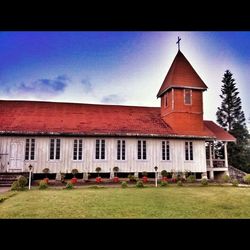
[165,93,168,107]
[73,139,83,160]
[50,138,60,160]
[138,140,147,160]
[184,89,192,105]
[185,141,193,161]
[162,141,170,160]
[96,139,105,160]
[117,140,126,160]
[25,138,35,160]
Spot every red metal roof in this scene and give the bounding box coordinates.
[204,121,236,142]
[157,50,208,97]
[0,100,234,141]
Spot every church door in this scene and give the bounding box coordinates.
[9,141,24,172]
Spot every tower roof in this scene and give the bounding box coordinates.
[157,50,208,97]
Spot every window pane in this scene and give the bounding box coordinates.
[185,89,191,104]
[185,142,189,160]
[101,140,105,160]
[25,139,30,160]
[117,140,121,160]
[166,141,170,160]
[73,140,77,160]
[143,141,146,160]
[162,141,165,160]
[56,139,60,160]
[190,142,193,160]
[50,139,55,160]
[78,140,82,160]
[165,93,168,107]
[95,140,100,159]
[31,139,35,160]
[122,140,125,160]
[138,140,141,159]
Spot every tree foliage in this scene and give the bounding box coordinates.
[216,70,250,172]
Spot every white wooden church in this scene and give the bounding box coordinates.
[0,46,235,180]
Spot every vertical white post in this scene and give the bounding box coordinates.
[224,141,228,168]
[155,171,157,187]
[209,142,213,168]
[212,141,215,159]
[29,170,31,190]
[210,170,214,180]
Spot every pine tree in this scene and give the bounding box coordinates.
[216,70,250,172]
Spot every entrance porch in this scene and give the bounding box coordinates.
[206,141,229,180]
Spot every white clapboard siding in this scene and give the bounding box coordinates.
[0,136,207,173]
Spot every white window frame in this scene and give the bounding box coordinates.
[137,140,147,160]
[73,139,83,161]
[49,138,61,161]
[95,139,106,160]
[24,138,36,161]
[185,141,193,161]
[116,139,126,161]
[162,140,170,161]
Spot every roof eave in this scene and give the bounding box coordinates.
[0,130,216,140]
[157,85,208,98]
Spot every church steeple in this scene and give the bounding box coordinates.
[157,50,207,98]
[158,49,207,133]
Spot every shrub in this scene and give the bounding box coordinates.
[128,174,136,182]
[231,179,239,187]
[222,174,230,183]
[161,170,168,177]
[17,175,28,188]
[60,172,66,183]
[186,175,196,183]
[113,176,119,183]
[71,169,78,177]
[71,177,77,184]
[201,178,208,186]
[121,181,128,188]
[243,174,250,184]
[142,176,148,183]
[42,168,50,178]
[95,167,101,177]
[177,180,183,186]
[160,181,168,187]
[65,181,74,189]
[113,166,119,177]
[11,181,21,191]
[96,177,102,183]
[39,180,48,189]
[43,168,49,173]
[176,173,183,181]
[136,180,144,188]
[43,177,49,184]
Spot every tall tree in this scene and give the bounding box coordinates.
[216,70,250,172]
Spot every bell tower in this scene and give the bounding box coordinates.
[157,44,207,133]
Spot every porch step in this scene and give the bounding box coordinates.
[0,172,29,187]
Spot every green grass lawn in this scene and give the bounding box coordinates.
[1,186,250,218]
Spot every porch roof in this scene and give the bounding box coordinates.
[204,121,236,142]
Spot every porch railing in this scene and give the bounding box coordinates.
[206,159,226,168]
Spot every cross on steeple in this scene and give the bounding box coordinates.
[176,36,181,51]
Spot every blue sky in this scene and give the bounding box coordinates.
[0,31,249,127]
